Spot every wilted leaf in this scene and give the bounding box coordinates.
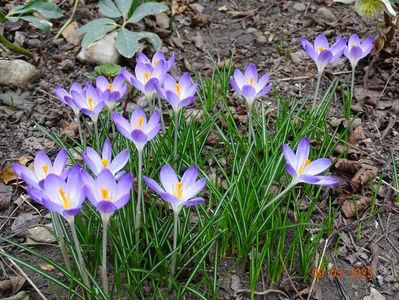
[342,196,371,218]
[1,290,29,300]
[0,166,17,184]
[335,158,361,174]
[127,2,169,24]
[350,125,366,145]
[0,182,13,210]
[191,13,211,27]
[350,165,378,191]
[39,263,55,271]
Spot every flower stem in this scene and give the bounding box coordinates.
[51,212,72,273]
[247,104,254,146]
[54,0,80,39]
[158,95,165,131]
[261,181,296,212]
[101,216,109,296]
[171,211,179,275]
[135,149,143,242]
[93,119,100,153]
[174,110,179,159]
[76,115,84,147]
[350,66,356,102]
[0,33,33,57]
[68,219,91,288]
[312,73,322,110]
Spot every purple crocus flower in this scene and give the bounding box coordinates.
[156,72,198,112]
[81,168,133,215]
[283,137,339,186]
[230,64,272,106]
[41,165,86,220]
[137,51,175,71]
[54,82,83,116]
[112,107,161,152]
[122,62,167,99]
[300,34,346,74]
[72,83,106,123]
[82,139,129,179]
[343,34,373,68]
[144,164,205,214]
[13,149,69,190]
[96,74,128,110]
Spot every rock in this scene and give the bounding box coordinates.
[61,21,81,46]
[293,3,306,12]
[77,32,120,65]
[313,7,336,25]
[14,31,25,46]
[59,59,75,71]
[0,60,40,87]
[256,35,267,45]
[27,38,41,48]
[155,13,169,29]
[363,288,386,300]
[26,224,57,244]
[291,50,308,64]
[190,3,205,13]
[11,213,41,237]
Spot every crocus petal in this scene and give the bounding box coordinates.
[96,76,109,91]
[178,96,195,108]
[318,50,333,65]
[131,130,148,143]
[115,172,133,199]
[82,151,101,175]
[54,86,68,104]
[146,109,160,131]
[300,37,318,63]
[144,176,166,195]
[146,124,161,141]
[179,72,192,90]
[181,166,198,187]
[361,36,374,57]
[183,197,204,206]
[314,34,329,51]
[296,137,310,165]
[26,187,44,205]
[230,77,242,94]
[96,169,117,197]
[13,163,38,188]
[42,197,66,215]
[80,169,95,189]
[348,34,360,48]
[112,193,130,210]
[110,149,129,174]
[244,64,258,83]
[349,46,363,64]
[282,144,296,167]
[112,113,133,140]
[285,163,298,177]
[256,73,270,91]
[97,201,118,214]
[241,85,257,100]
[130,107,147,127]
[52,149,67,175]
[298,174,320,184]
[63,208,82,216]
[34,152,52,181]
[182,178,206,201]
[160,192,180,205]
[304,158,332,176]
[84,186,99,206]
[160,164,179,195]
[313,176,339,186]
[165,90,180,106]
[255,84,272,98]
[233,69,245,88]
[102,139,112,162]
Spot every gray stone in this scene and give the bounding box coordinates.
[26,224,57,244]
[293,3,306,12]
[313,7,336,24]
[77,32,120,65]
[0,60,40,87]
[0,90,32,109]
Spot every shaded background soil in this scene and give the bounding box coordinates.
[1,0,399,299]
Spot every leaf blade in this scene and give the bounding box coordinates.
[99,0,123,18]
[115,28,140,58]
[126,2,168,24]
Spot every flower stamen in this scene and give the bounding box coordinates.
[100,188,112,201]
[101,159,108,168]
[58,188,71,209]
[87,97,94,110]
[42,165,49,175]
[135,116,144,130]
[176,83,181,97]
[143,72,151,83]
[108,83,113,91]
[298,159,312,175]
[174,181,184,199]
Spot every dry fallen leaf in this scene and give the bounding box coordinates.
[350,165,378,191]
[335,158,361,174]
[39,263,55,272]
[0,182,13,210]
[191,13,211,28]
[350,125,366,145]
[341,196,372,218]
[0,156,32,184]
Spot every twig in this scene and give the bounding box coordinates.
[234,288,289,298]
[0,34,33,57]
[377,66,399,102]
[280,255,304,300]
[54,0,80,39]
[306,238,329,300]
[0,248,48,300]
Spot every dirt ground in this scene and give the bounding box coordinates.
[1,0,399,299]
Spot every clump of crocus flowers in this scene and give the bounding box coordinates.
[12,48,347,296]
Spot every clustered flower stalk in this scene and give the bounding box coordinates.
[135,148,143,241]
